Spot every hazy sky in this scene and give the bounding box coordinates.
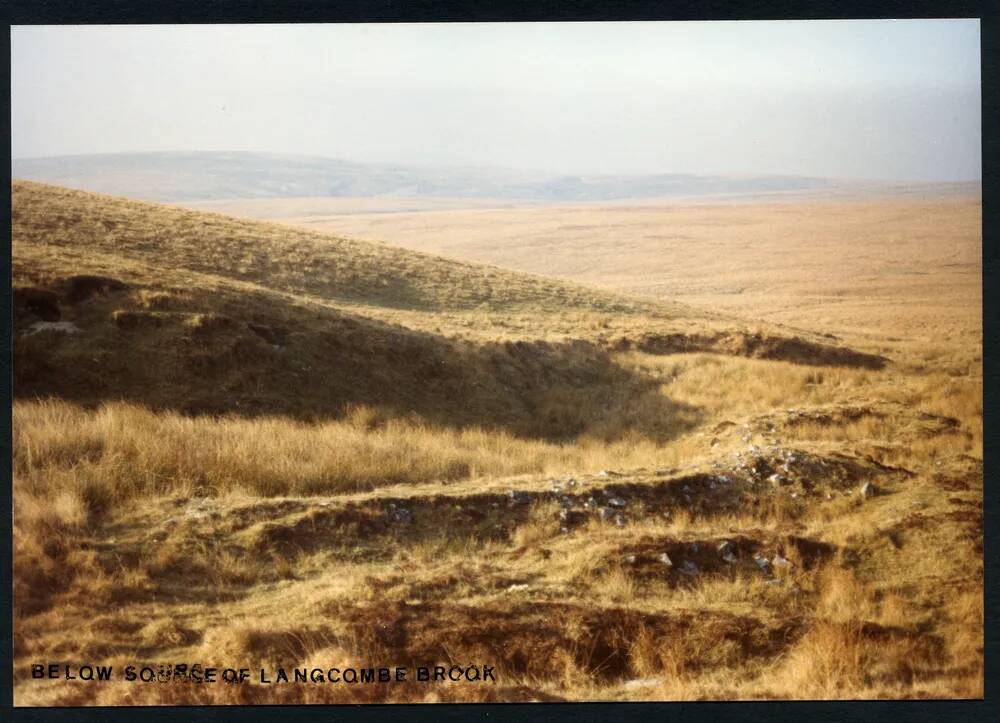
[11,21,981,181]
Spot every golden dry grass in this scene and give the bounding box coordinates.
[11,180,982,704]
[198,193,980,337]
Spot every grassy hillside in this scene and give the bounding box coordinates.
[220,193,981,341]
[12,180,982,704]
[13,180,885,432]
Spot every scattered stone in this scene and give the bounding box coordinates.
[599,507,616,521]
[680,559,699,576]
[754,555,772,574]
[658,552,673,567]
[389,507,413,524]
[507,583,529,592]
[508,490,530,505]
[608,497,627,508]
[860,482,876,498]
[24,320,81,336]
[717,540,738,564]
[624,554,637,565]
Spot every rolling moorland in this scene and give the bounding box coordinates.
[13,150,885,203]
[11,179,982,703]
[193,192,981,339]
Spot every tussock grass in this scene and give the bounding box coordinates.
[11,182,982,704]
[14,399,685,518]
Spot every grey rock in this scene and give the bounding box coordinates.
[390,508,413,524]
[508,490,530,505]
[717,540,738,563]
[680,559,699,576]
[24,321,81,336]
[608,497,627,508]
[860,482,876,498]
[658,552,673,567]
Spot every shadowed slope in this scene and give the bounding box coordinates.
[13,180,886,436]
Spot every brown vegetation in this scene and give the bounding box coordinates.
[11,180,981,704]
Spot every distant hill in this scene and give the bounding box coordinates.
[10,151,855,203]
